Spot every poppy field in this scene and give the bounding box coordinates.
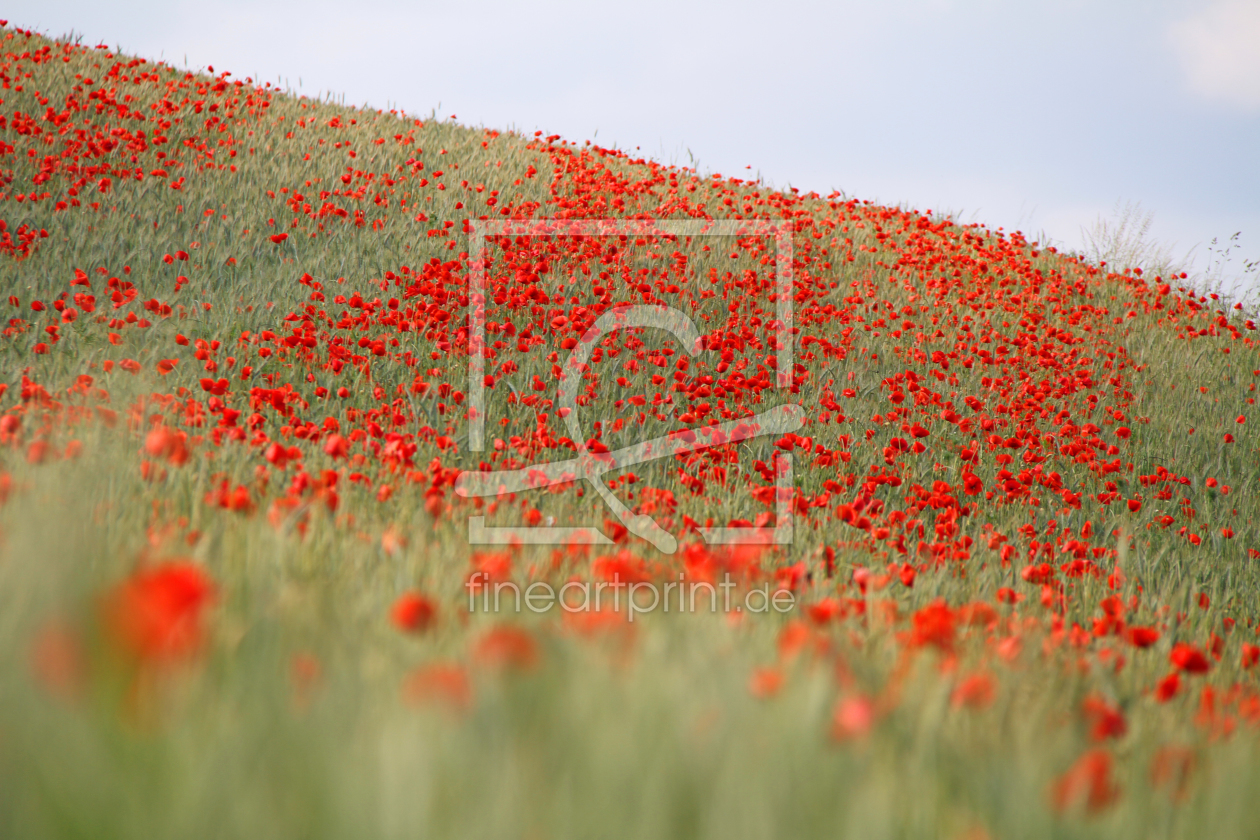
[3,24,1260,839]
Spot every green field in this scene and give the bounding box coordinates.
[1,25,1259,839]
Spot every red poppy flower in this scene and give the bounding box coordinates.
[749,666,784,698]
[952,672,996,710]
[101,562,215,665]
[1155,672,1181,702]
[391,592,437,633]
[1082,694,1127,741]
[472,626,538,670]
[830,694,875,740]
[403,662,472,710]
[1170,643,1210,674]
[1050,750,1120,814]
[1126,626,1160,648]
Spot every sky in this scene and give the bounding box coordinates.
[21,0,1260,294]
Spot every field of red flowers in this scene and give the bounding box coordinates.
[2,24,1260,839]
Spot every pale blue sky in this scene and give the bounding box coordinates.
[21,0,1260,292]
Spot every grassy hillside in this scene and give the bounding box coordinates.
[1,24,1259,839]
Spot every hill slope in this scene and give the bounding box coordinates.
[1,24,1260,840]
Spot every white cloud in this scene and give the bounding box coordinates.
[1169,0,1260,110]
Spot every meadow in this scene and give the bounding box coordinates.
[1,23,1259,839]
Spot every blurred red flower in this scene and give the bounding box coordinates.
[473,625,538,670]
[392,592,437,633]
[1050,750,1120,814]
[101,562,215,665]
